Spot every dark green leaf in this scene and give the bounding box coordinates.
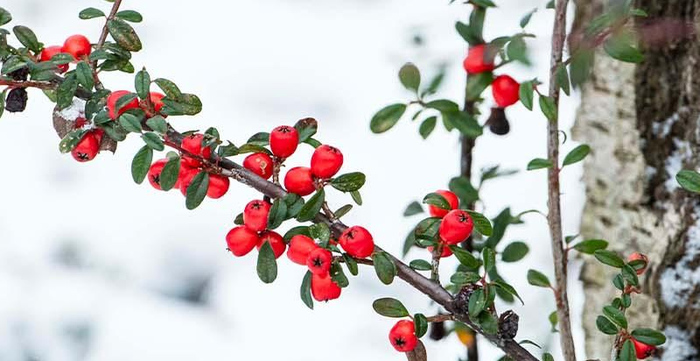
[572,239,608,254]
[603,305,628,329]
[300,271,314,309]
[404,201,424,217]
[161,94,203,116]
[631,328,666,346]
[422,192,450,210]
[398,63,420,92]
[613,274,625,290]
[543,353,554,361]
[0,7,12,26]
[294,117,318,142]
[372,298,409,318]
[450,246,479,268]
[491,279,524,304]
[455,21,481,45]
[350,190,363,205]
[466,72,494,101]
[451,271,481,285]
[135,68,150,99]
[58,129,88,154]
[284,193,305,218]
[444,110,483,138]
[596,315,618,335]
[153,78,182,98]
[520,8,537,28]
[1,56,27,75]
[334,204,353,219]
[146,115,168,134]
[501,242,529,262]
[75,61,94,90]
[594,249,625,268]
[131,146,153,184]
[676,170,700,193]
[555,64,571,96]
[309,223,331,244]
[414,313,428,338]
[622,264,639,286]
[507,37,528,63]
[159,157,180,191]
[468,289,486,317]
[343,253,359,276]
[519,80,535,110]
[267,199,287,230]
[539,96,557,121]
[331,172,366,192]
[79,7,105,19]
[257,242,278,283]
[56,73,78,109]
[330,262,349,288]
[563,144,590,166]
[466,210,493,237]
[141,132,165,151]
[419,116,437,139]
[297,189,325,222]
[118,113,142,133]
[549,311,558,332]
[116,10,143,23]
[569,49,594,88]
[370,103,406,134]
[478,312,498,335]
[619,339,637,361]
[185,172,209,210]
[482,247,496,272]
[527,158,553,171]
[409,259,432,271]
[527,269,551,288]
[449,176,479,205]
[604,32,643,63]
[107,18,142,52]
[471,0,496,7]
[13,26,41,53]
[372,252,396,285]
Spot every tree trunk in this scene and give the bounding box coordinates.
[574,0,700,360]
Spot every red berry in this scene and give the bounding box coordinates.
[147,159,168,190]
[632,338,656,359]
[284,167,316,196]
[463,44,495,75]
[269,125,299,158]
[311,273,341,302]
[287,235,318,265]
[71,131,100,162]
[492,75,520,108]
[306,248,332,276]
[149,92,165,113]
[107,90,139,120]
[628,252,649,275]
[207,174,230,199]
[257,231,286,259]
[226,226,260,257]
[428,243,453,258]
[439,210,474,245]
[62,35,91,60]
[339,226,375,258]
[181,133,212,160]
[310,144,344,179]
[39,46,68,73]
[389,320,418,352]
[243,153,274,179]
[243,200,271,232]
[178,167,200,196]
[428,190,459,218]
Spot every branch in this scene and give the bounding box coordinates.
[546,0,577,360]
[91,0,124,90]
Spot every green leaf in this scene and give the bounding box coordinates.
[159,157,180,191]
[555,64,571,96]
[507,37,528,64]
[468,288,486,317]
[594,249,625,268]
[622,264,639,286]
[451,271,481,285]
[455,21,481,45]
[539,96,557,121]
[56,73,78,109]
[527,158,553,171]
[419,116,437,139]
[153,78,182,98]
[75,61,95,90]
[398,63,420,92]
[257,242,278,283]
[131,146,153,184]
[267,198,288,230]
[466,72,494,101]
[297,189,325,222]
[414,217,441,240]
[482,248,496,272]
[572,239,608,254]
[0,92,4,119]
[501,242,529,262]
[596,315,618,335]
[471,0,496,7]
[58,129,88,154]
[0,7,12,26]
[300,271,314,309]
[425,99,459,113]
[372,298,409,318]
[563,144,590,166]
[527,269,551,288]
[135,68,151,99]
[330,262,349,288]
[13,26,42,53]
[117,113,142,133]
[549,311,558,332]
[79,7,105,19]
[613,274,625,290]
[141,132,165,151]
[246,132,270,146]
[414,313,428,338]
[409,259,432,271]
[631,328,666,346]
[146,115,168,134]
[478,312,498,335]
[294,117,318,142]
[520,8,537,28]
[372,252,396,285]
[309,223,331,244]
[185,171,209,210]
[1,56,27,75]
[161,94,203,116]
[619,339,637,361]
[404,201,424,217]
[331,172,366,192]
[543,353,554,361]
[466,210,493,237]
[115,92,138,113]
[107,18,142,52]
[116,10,143,23]
[569,49,594,88]
[350,190,363,206]
[422,192,450,210]
[676,170,700,193]
[284,193,306,218]
[445,110,483,138]
[603,305,628,329]
[342,253,359,276]
[491,279,524,304]
[519,80,535,110]
[370,103,406,134]
[450,246,480,268]
[604,32,643,63]
[449,176,479,205]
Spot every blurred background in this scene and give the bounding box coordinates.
[0,0,587,360]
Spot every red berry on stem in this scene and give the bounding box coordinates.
[39,46,68,73]
[107,90,139,120]
[628,252,649,275]
[310,144,344,179]
[62,35,91,60]
[311,273,341,302]
[439,210,474,245]
[284,167,316,196]
[243,152,274,179]
[269,125,299,158]
[243,200,271,232]
[428,243,453,258]
[207,174,230,199]
[182,133,212,160]
[71,131,100,162]
[389,320,418,352]
[428,190,459,218]
[149,92,165,113]
[632,338,656,359]
[257,231,286,259]
[287,235,318,265]
[492,75,520,108]
[306,248,332,276]
[226,226,260,257]
[463,44,495,75]
[178,167,200,196]
[339,226,375,258]
[147,159,168,190]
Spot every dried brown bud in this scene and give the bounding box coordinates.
[6,88,28,113]
[498,310,519,340]
[486,107,510,135]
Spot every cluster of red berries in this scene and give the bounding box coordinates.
[428,189,474,257]
[625,252,656,359]
[39,34,92,73]
[463,44,520,109]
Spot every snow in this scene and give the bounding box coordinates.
[664,138,693,192]
[0,0,585,360]
[660,326,698,361]
[56,98,86,122]
[660,207,700,308]
[652,111,681,138]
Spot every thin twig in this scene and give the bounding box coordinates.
[91,0,124,90]
[546,0,577,360]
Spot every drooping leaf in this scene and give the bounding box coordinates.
[372,298,409,318]
[107,18,142,52]
[257,242,278,283]
[131,146,153,184]
[297,189,325,222]
[399,63,421,92]
[370,103,406,133]
[185,171,210,210]
[527,269,551,288]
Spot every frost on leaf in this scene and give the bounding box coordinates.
[52,99,117,153]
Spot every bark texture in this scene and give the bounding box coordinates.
[574,0,700,360]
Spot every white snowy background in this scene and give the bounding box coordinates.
[0,0,587,360]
